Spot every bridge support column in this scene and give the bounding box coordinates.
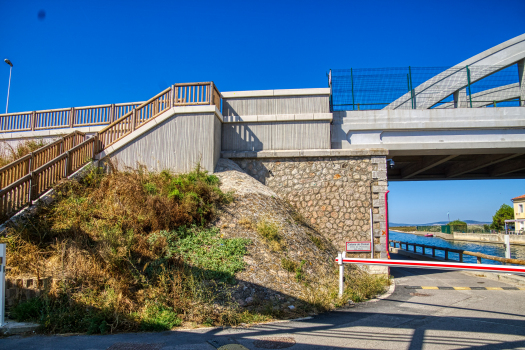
[453,89,467,108]
[518,59,525,107]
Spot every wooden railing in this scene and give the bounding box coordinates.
[0,102,142,133]
[0,82,221,222]
[0,137,96,220]
[0,82,221,134]
[0,131,86,189]
[174,82,220,109]
[389,240,525,266]
[98,82,220,149]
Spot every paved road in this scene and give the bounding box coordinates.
[2,254,525,349]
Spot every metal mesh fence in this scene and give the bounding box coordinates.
[330,64,523,111]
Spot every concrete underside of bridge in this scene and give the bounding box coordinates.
[387,152,525,181]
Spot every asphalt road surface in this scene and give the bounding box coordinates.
[2,254,525,349]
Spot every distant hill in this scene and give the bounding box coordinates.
[390,220,491,227]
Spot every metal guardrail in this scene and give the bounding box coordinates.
[389,240,525,266]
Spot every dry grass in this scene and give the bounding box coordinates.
[0,139,48,167]
[256,218,283,251]
[3,164,390,334]
[2,165,259,334]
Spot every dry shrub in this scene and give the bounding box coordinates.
[0,139,48,167]
[3,165,245,334]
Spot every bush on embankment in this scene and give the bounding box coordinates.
[3,164,390,334]
[3,165,257,333]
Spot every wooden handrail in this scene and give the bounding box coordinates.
[389,240,525,266]
[0,131,86,189]
[0,82,220,222]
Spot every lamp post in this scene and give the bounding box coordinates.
[447,212,450,223]
[4,59,13,114]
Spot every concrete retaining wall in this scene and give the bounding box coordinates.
[106,110,222,173]
[223,150,389,264]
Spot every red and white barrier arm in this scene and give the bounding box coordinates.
[335,257,525,275]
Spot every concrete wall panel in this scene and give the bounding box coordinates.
[109,113,219,173]
[223,95,329,117]
[222,121,330,152]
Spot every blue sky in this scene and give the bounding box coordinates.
[1,0,524,224]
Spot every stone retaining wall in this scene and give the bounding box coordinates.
[228,153,388,260]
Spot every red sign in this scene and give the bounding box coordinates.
[346,241,372,252]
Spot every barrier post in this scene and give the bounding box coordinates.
[505,235,511,259]
[0,243,5,327]
[338,252,344,297]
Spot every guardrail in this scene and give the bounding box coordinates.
[0,82,221,222]
[389,240,525,266]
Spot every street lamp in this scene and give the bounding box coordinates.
[4,59,13,114]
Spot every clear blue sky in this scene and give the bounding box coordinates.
[1,0,524,224]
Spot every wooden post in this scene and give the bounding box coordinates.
[131,109,137,132]
[445,249,449,260]
[459,252,463,262]
[30,172,38,201]
[432,247,435,257]
[65,152,72,177]
[70,107,75,128]
[477,257,482,264]
[92,135,98,157]
[421,245,425,255]
[413,244,417,253]
[109,104,115,124]
[31,111,37,131]
[171,85,176,107]
[209,82,214,106]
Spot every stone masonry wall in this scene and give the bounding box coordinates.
[230,155,388,260]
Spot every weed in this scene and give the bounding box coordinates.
[238,217,255,230]
[295,260,307,282]
[308,233,325,251]
[281,258,297,273]
[256,219,283,251]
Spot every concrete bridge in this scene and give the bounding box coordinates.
[1,34,525,268]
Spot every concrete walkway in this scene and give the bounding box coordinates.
[2,254,525,349]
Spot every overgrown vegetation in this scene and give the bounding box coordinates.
[3,163,390,334]
[256,218,283,251]
[0,139,48,167]
[3,165,258,333]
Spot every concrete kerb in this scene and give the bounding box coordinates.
[0,319,39,335]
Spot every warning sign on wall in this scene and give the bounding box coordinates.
[346,241,372,252]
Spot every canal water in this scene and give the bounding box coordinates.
[390,230,525,265]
